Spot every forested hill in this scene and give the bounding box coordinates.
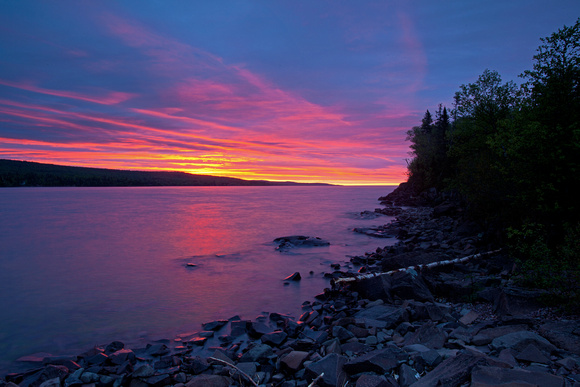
[0,159,330,187]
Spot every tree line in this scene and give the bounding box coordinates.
[405,19,579,301]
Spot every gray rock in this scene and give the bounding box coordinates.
[411,351,491,387]
[284,272,302,281]
[305,353,347,387]
[261,330,288,346]
[491,331,557,354]
[356,374,397,387]
[398,363,419,387]
[185,375,232,387]
[144,374,172,387]
[389,270,434,302]
[108,348,135,365]
[470,365,565,387]
[132,363,155,378]
[343,347,406,374]
[38,378,60,387]
[332,325,355,342]
[280,351,309,373]
[515,343,551,364]
[354,305,407,329]
[239,343,273,363]
[403,321,447,349]
[274,236,330,250]
[201,320,228,331]
[539,320,580,355]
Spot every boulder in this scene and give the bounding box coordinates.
[354,305,408,329]
[389,270,434,302]
[343,347,406,375]
[239,343,273,363]
[274,236,330,250]
[539,320,580,355]
[403,321,446,349]
[470,365,565,387]
[356,374,398,387]
[185,375,232,387]
[490,331,557,354]
[305,353,347,387]
[280,351,309,373]
[411,351,492,387]
[283,272,301,281]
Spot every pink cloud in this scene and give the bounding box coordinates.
[0,79,135,105]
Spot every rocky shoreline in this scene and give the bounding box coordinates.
[2,185,579,387]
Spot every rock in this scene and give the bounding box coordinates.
[515,343,551,364]
[539,320,580,355]
[144,374,171,387]
[343,348,405,374]
[182,356,211,374]
[411,351,491,387]
[284,272,301,281]
[356,374,397,387]
[185,375,232,387]
[305,353,347,387]
[104,341,124,354]
[403,321,447,349]
[470,365,565,387]
[239,343,273,363]
[493,287,550,316]
[274,236,330,251]
[132,363,155,378]
[108,348,135,365]
[201,320,228,331]
[332,326,354,342]
[38,378,60,387]
[389,270,434,302]
[261,330,288,346]
[398,363,419,387]
[354,305,407,329]
[352,275,393,303]
[18,365,69,387]
[459,310,479,325]
[490,331,557,354]
[280,351,309,373]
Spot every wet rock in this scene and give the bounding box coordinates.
[305,353,347,387]
[284,272,301,281]
[104,341,124,355]
[274,236,330,251]
[201,320,228,331]
[471,365,565,387]
[108,348,135,365]
[18,365,69,387]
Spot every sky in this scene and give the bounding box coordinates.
[0,1,578,185]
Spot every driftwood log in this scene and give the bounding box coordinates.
[331,248,502,287]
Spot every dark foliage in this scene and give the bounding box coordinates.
[0,159,330,187]
[405,19,580,308]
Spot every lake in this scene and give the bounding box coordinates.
[0,185,396,373]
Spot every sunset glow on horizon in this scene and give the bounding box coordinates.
[1,2,578,185]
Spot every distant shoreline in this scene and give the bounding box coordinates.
[0,159,333,187]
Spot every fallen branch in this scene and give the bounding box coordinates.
[331,248,502,287]
[308,372,325,387]
[208,357,259,387]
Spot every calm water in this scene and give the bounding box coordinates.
[0,185,395,373]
